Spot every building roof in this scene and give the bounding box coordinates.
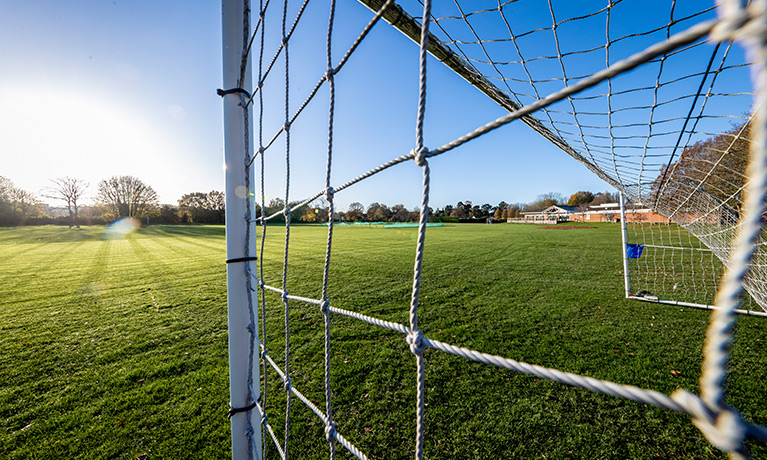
[543,205,577,213]
[522,205,577,216]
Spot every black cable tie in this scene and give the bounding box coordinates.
[226,256,258,264]
[217,88,252,99]
[228,401,258,418]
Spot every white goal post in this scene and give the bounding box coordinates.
[219,0,767,459]
[221,1,262,458]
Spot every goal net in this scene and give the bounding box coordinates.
[622,213,767,315]
[219,0,767,459]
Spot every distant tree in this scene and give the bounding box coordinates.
[651,121,749,215]
[157,204,180,224]
[43,177,88,228]
[300,198,329,223]
[176,191,224,223]
[0,177,15,225]
[367,202,391,222]
[523,192,564,211]
[300,206,319,223]
[589,191,620,207]
[266,197,285,218]
[207,190,225,221]
[462,201,473,217]
[391,204,409,222]
[0,177,44,225]
[179,192,210,223]
[408,207,421,222]
[346,202,365,222]
[493,207,504,221]
[567,190,594,207]
[260,198,304,223]
[450,204,469,219]
[96,176,159,221]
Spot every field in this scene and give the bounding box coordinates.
[1,223,765,459]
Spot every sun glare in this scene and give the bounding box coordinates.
[104,217,141,239]
[0,86,174,201]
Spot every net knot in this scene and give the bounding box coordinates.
[283,377,292,392]
[260,414,268,426]
[259,280,266,290]
[320,299,330,314]
[325,68,335,80]
[325,186,335,200]
[412,146,429,167]
[671,389,747,453]
[406,330,425,355]
[281,290,289,303]
[260,348,268,360]
[245,427,255,438]
[324,422,337,442]
[246,322,256,334]
[283,206,291,216]
[284,121,291,132]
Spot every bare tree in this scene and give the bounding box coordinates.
[96,176,159,221]
[346,202,365,222]
[207,190,225,213]
[44,177,88,228]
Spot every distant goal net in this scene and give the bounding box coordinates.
[621,206,766,315]
[219,0,767,459]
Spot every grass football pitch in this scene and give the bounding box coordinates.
[1,223,765,459]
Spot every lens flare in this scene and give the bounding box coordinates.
[105,218,141,239]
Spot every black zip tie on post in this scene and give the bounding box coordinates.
[228,401,258,418]
[226,256,258,264]
[217,87,252,99]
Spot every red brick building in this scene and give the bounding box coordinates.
[513,203,670,224]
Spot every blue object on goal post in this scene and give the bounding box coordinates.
[626,244,644,259]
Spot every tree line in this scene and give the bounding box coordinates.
[0,172,626,227]
[0,175,225,227]
[291,190,622,225]
[2,121,748,227]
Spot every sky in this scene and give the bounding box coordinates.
[0,0,748,212]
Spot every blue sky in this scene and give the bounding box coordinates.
[0,1,749,212]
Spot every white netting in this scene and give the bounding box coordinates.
[220,0,767,459]
[380,0,767,312]
[623,214,766,315]
[628,219,723,305]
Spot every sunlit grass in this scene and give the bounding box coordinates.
[1,223,765,459]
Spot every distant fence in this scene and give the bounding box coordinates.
[507,217,562,224]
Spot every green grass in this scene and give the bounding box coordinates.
[1,223,765,459]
